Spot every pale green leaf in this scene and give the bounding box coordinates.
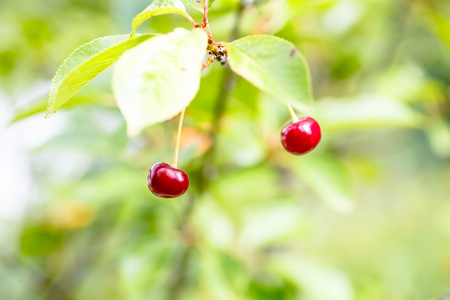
[112,28,208,136]
[426,9,450,51]
[315,95,421,132]
[182,0,215,12]
[224,35,313,113]
[12,93,114,123]
[292,156,354,214]
[46,34,155,118]
[426,119,450,159]
[238,202,307,249]
[270,256,354,300]
[131,0,192,36]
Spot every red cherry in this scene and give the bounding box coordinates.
[147,162,189,198]
[281,117,321,155]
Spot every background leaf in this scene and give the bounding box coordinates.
[46,34,155,117]
[425,9,450,51]
[112,28,207,136]
[270,255,354,300]
[291,156,354,214]
[12,93,114,123]
[131,0,192,36]
[224,35,313,113]
[315,95,421,132]
[182,0,215,12]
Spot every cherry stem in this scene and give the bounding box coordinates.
[172,109,185,169]
[172,56,215,169]
[285,101,299,123]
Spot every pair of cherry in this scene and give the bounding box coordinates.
[148,116,321,198]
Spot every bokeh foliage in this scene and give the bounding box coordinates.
[1,0,450,299]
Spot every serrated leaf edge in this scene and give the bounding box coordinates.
[46,34,155,118]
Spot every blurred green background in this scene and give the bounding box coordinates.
[1,0,450,299]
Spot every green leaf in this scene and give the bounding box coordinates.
[224,35,313,113]
[131,0,193,36]
[21,226,64,256]
[112,28,208,136]
[426,9,450,51]
[292,156,354,214]
[270,256,354,300]
[182,0,215,12]
[315,95,421,132]
[46,34,155,118]
[12,93,114,123]
[425,119,450,159]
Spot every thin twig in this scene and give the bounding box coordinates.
[203,0,213,40]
